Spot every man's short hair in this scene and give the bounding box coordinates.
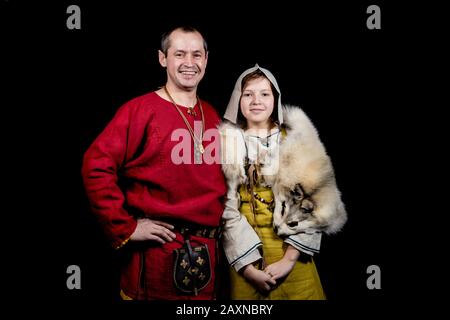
[160,26,208,56]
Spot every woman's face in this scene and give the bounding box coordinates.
[240,76,275,129]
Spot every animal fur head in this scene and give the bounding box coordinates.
[271,106,347,236]
[280,184,315,227]
[272,181,347,236]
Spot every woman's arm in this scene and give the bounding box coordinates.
[241,263,276,292]
[221,188,263,271]
[263,245,300,281]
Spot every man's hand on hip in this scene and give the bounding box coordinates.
[130,219,176,244]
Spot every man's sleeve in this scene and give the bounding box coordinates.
[81,101,148,249]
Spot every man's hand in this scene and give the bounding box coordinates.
[130,219,176,244]
[242,264,276,292]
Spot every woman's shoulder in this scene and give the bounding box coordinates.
[218,120,243,135]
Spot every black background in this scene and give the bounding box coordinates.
[3,0,429,314]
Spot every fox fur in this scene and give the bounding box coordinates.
[219,105,347,236]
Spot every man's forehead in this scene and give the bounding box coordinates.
[169,31,205,52]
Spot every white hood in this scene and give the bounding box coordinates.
[223,64,284,125]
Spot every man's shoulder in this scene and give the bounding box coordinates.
[118,91,161,114]
[126,91,158,107]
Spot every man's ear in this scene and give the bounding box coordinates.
[158,50,167,67]
[204,51,209,68]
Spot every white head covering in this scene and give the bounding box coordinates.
[223,64,284,125]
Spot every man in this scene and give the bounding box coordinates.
[82,26,227,300]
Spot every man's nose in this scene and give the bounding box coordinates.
[184,54,194,66]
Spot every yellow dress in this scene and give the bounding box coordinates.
[229,184,326,300]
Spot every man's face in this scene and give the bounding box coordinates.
[159,30,208,91]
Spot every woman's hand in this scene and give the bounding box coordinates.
[242,264,276,292]
[264,245,300,280]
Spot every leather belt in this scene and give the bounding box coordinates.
[169,220,222,239]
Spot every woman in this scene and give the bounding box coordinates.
[219,64,347,299]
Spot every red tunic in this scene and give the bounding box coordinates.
[82,91,226,299]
